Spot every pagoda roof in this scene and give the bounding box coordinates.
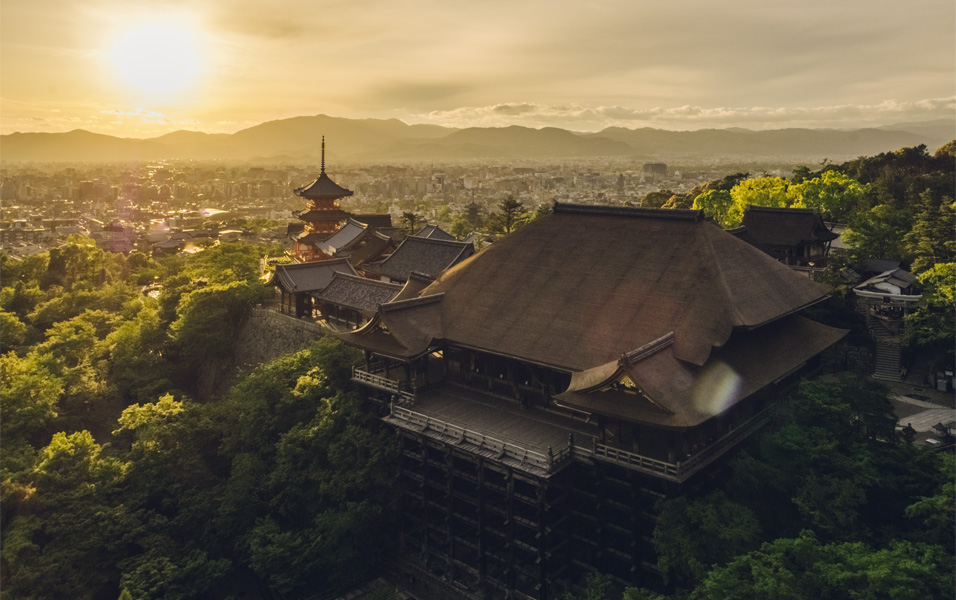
[343,203,835,371]
[272,258,357,294]
[294,172,353,200]
[313,272,402,316]
[365,236,474,283]
[296,207,351,223]
[737,205,838,247]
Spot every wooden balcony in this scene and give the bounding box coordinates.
[352,366,415,404]
[593,407,772,483]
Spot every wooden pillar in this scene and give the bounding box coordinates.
[506,468,516,596]
[477,458,487,588]
[536,482,548,600]
[445,448,455,576]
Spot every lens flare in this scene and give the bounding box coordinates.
[692,360,744,416]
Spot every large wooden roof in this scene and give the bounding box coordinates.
[341,203,835,370]
[420,203,833,370]
[554,315,846,429]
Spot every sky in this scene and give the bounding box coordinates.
[1,0,954,138]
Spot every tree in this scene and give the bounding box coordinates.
[493,195,528,234]
[903,262,955,365]
[790,171,869,229]
[904,192,955,273]
[694,531,955,600]
[401,211,422,234]
[842,203,912,261]
[450,215,474,239]
[692,190,735,227]
[2,431,129,600]
[726,176,791,227]
[653,491,762,587]
[0,351,62,449]
[169,281,260,376]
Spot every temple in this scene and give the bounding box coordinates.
[732,205,838,268]
[340,203,847,599]
[291,137,354,261]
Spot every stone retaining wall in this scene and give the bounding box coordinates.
[234,308,327,370]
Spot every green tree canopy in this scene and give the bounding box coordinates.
[695,532,955,600]
[790,170,869,228]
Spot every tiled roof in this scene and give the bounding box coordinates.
[294,172,353,200]
[366,236,474,283]
[414,224,456,241]
[348,203,834,369]
[296,207,351,223]
[341,202,845,429]
[739,205,838,247]
[352,214,393,229]
[316,219,370,255]
[314,273,402,315]
[272,258,357,293]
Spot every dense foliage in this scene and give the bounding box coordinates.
[570,376,955,600]
[1,239,395,599]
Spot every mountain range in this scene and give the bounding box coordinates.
[1,115,952,163]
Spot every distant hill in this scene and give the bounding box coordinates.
[1,114,952,163]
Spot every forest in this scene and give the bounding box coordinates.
[1,142,953,600]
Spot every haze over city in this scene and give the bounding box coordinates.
[2,0,954,139]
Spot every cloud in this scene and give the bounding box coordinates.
[99,108,169,121]
[410,98,956,131]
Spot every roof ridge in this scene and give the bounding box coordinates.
[380,293,444,313]
[701,225,747,328]
[401,235,473,248]
[553,202,704,221]
[279,257,351,269]
[328,271,403,289]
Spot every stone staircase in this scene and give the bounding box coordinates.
[869,318,901,382]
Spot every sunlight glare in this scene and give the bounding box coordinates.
[108,22,202,95]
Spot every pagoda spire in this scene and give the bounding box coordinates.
[321,136,326,175]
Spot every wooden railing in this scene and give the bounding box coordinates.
[593,444,680,479]
[389,404,568,473]
[593,407,772,482]
[352,367,415,404]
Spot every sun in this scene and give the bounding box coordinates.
[108,22,202,96]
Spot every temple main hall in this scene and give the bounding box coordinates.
[340,203,846,600]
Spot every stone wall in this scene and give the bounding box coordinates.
[820,340,873,375]
[233,308,326,371]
